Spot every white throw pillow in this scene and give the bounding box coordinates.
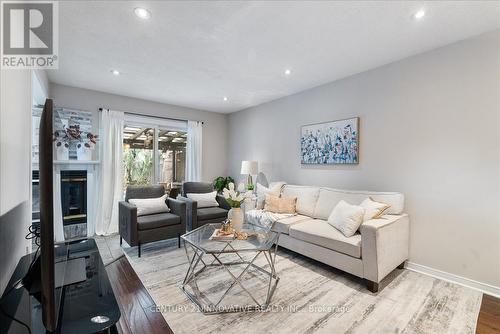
[129,194,170,216]
[360,197,390,221]
[187,191,219,208]
[256,182,285,209]
[327,200,365,237]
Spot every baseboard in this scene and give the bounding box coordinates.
[405,261,500,298]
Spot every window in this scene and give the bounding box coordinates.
[122,116,187,192]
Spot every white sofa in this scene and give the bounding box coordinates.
[247,184,409,292]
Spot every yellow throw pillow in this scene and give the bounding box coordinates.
[360,197,390,221]
[264,194,297,214]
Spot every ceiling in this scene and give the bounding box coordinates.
[48,1,500,113]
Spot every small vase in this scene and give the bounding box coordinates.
[77,145,92,161]
[55,144,69,160]
[228,207,244,232]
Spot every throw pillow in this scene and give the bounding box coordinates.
[187,191,219,208]
[327,200,365,237]
[264,194,297,214]
[129,194,170,216]
[360,197,390,221]
[256,182,286,209]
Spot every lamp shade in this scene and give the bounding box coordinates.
[240,160,258,175]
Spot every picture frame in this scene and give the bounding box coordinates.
[300,117,359,164]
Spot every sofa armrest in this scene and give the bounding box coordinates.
[167,198,187,231]
[216,194,231,210]
[360,214,409,283]
[177,195,197,231]
[119,201,138,246]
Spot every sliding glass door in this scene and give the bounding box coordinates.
[122,116,187,192]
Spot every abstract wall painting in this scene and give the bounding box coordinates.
[301,117,359,164]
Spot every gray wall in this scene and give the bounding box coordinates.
[228,31,500,287]
[0,70,33,293]
[50,84,228,182]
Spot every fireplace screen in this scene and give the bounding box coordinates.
[61,170,87,239]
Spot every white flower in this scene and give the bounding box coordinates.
[228,182,235,191]
[222,188,230,199]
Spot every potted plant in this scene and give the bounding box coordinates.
[53,128,70,160]
[213,176,235,193]
[222,182,251,232]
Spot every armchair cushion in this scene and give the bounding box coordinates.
[197,207,228,221]
[137,213,181,231]
[187,191,219,208]
[129,194,170,216]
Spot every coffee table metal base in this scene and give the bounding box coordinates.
[181,241,280,315]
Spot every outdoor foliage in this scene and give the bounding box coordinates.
[123,149,153,185]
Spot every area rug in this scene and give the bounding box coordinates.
[121,240,482,334]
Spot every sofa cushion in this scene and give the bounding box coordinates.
[289,220,362,258]
[313,187,405,219]
[282,185,320,217]
[197,206,228,221]
[137,213,180,231]
[272,215,313,234]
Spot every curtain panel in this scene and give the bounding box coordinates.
[95,109,124,235]
[186,120,202,181]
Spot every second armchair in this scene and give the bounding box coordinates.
[178,182,230,231]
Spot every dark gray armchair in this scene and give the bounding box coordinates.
[177,182,230,231]
[119,185,186,257]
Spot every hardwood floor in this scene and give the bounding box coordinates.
[105,255,173,334]
[476,294,500,334]
[97,235,500,334]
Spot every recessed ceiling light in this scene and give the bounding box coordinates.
[413,9,425,20]
[134,7,151,20]
[284,69,292,76]
[223,96,228,101]
[111,69,120,76]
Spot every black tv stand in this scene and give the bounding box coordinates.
[0,238,120,334]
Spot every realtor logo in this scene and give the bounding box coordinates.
[1,1,58,69]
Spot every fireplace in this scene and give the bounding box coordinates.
[61,170,87,239]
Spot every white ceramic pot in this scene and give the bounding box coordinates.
[228,207,244,232]
[77,145,92,161]
[55,144,69,160]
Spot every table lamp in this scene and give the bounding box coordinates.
[240,161,258,191]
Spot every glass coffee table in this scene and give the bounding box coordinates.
[181,222,280,314]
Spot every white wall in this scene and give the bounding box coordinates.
[0,70,33,293]
[49,84,228,182]
[228,31,500,288]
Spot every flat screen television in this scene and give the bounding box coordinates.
[33,98,87,332]
[38,98,58,331]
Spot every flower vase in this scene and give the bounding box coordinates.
[228,207,243,232]
[77,145,92,161]
[55,144,69,160]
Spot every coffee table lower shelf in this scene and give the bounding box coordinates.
[180,240,280,315]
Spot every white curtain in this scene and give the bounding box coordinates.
[186,120,203,181]
[95,109,124,235]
